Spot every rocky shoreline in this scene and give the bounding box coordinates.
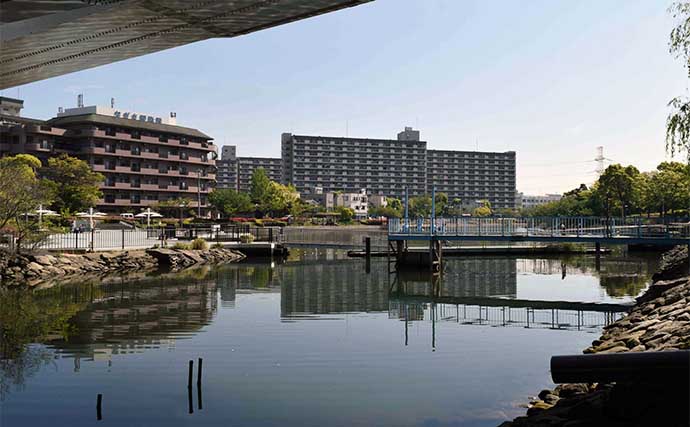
[499,247,690,426]
[0,247,245,287]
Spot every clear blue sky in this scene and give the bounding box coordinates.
[3,0,687,194]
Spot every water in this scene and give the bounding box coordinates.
[0,249,658,427]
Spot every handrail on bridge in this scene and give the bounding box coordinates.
[387,216,690,241]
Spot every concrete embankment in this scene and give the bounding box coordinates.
[499,247,690,427]
[0,248,245,287]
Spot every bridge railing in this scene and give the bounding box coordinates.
[388,216,690,240]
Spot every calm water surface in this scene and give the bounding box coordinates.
[0,249,658,427]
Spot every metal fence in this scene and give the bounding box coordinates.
[148,225,282,243]
[389,216,690,240]
[0,225,283,252]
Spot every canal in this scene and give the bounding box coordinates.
[0,249,658,426]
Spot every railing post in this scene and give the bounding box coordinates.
[121,228,125,250]
[75,232,78,250]
[91,229,95,252]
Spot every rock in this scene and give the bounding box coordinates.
[542,393,560,405]
[25,261,44,272]
[554,384,589,398]
[624,337,641,348]
[538,389,554,400]
[526,401,552,416]
[599,345,629,353]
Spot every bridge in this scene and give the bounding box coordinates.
[388,216,690,246]
[387,214,690,271]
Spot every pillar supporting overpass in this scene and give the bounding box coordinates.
[0,0,374,89]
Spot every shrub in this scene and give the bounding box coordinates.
[172,242,191,250]
[259,219,287,227]
[191,238,208,250]
[239,234,255,243]
[211,242,224,249]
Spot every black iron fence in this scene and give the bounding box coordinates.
[0,225,282,253]
[147,225,282,244]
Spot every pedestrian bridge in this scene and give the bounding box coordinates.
[388,217,690,246]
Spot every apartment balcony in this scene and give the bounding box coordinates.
[92,164,216,181]
[82,129,215,153]
[84,146,214,166]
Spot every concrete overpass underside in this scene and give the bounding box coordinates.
[0,0,373,89]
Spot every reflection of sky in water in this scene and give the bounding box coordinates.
[516,274,623,303]
[0,250,657,427]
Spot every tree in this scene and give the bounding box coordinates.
[409,196,432,217]
[446,198,464,216]
[666,2,690,157]
[596,164,640,218]
[42,154,103,213]
[250,168,271,205]
[434,192,448,216]
[473,199,492,217]
[334,206,354,222]
[369,206,402,218]
[0,155,54,250]
[387,198,403,212]
[261,182,300,217]
[208,189,253,217]
[645,162,689,216]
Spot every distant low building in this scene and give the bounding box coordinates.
[336,189,368,219]
[369,195,387,209]
[516,193,562,209]
[305,188,369,218]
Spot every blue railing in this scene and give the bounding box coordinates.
[388,217,690,241]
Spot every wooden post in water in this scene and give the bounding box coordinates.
[197,358,203,387]
[96,394,102,421]
[188,360,193,389]
[365,237,371,274]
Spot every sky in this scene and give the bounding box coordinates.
[2,0,688,194]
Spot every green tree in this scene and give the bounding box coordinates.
[387,197,403,212]
[596,164,640,218]
[434,192,448,216]
[409,196,432,217]
[41,154,103,213]
[666,2,690,156]
[0,155,55,251]
[369,206,402,218]
[250,168,271,205]
[334,206,354,222]
[208,189,253,217]
[646,162,689,216]
[473,199,492,217]
[261,182,300,217]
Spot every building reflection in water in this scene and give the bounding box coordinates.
[44,272,219,365]
[2,251,657,364]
